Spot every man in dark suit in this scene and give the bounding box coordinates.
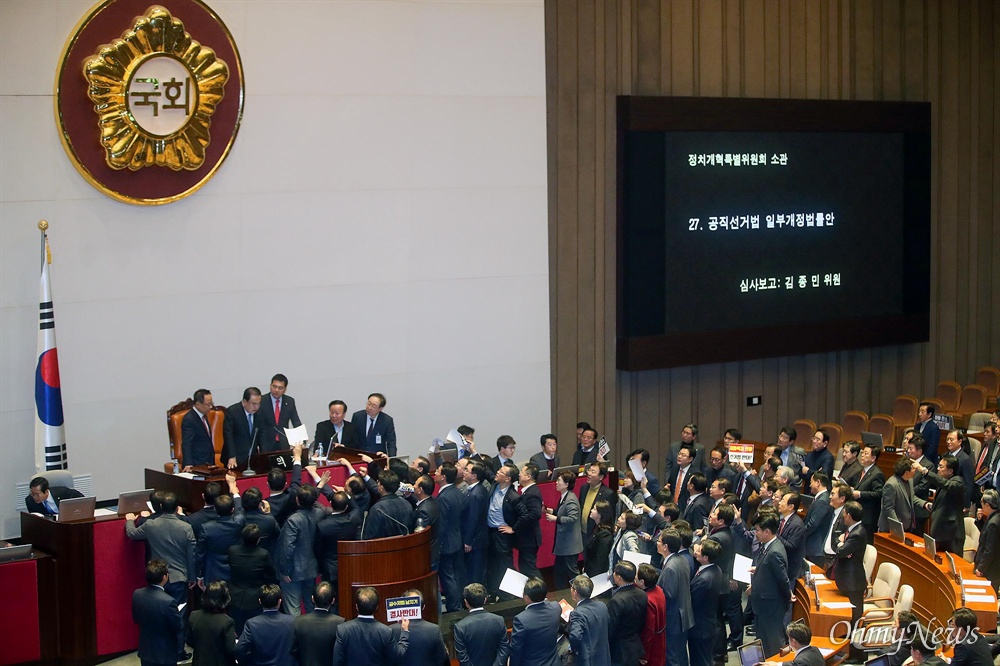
[974,489,1000,590]
[657,528,694,666]
[572,427,601,467]
[607,561,647,666]
[462,462,490,586]
[486,463,521,597]
[750,513,790,657]
[682,473,712,530]
[222,387,263,469]
[389,590,448,665]
[800,430,835,489]
[333,587,409,665]
[838,441,863,488]
[236,584,295,666]
[360,470,414,539]
[909,636,948,666]
[568,575,611,666]
[509,577,561,666]
[181,388,215,470]
[435,462,466,612]
[453,583,510,666]
[854,443,885,544]
[259,374,301,454]
[315,491,362,588]
[776,492,806,586]
[689,540,727,666]
[664,424,707,486]
[879,458,923,533]
[915,402,941,465]
[241,487,280,559]
[759,621,825,666]
[829,501,867,662]
[628,448,662,496]
[197,491,245,584]
[316,400,364,451]
[350,392,397,457]
[228,524,278,635]
[292,582,343,666]
[514,463,544,580]
[278,483,325,616]
[529,433,560,479]
[704,446,737,489]
[579,462,617,543]
[488,435,519,481]
[943,430,976,505]
[125,492,196,609]
[905,433,935,529]
[707,504,742,652]
[413,475,440,568]
[132,560,184,666]
[923,455,967,555]
[949,607,994,666]
[25,475,83,515]
[669,446,697,511]
[802,472,834,563]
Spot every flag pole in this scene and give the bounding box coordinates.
[39,219,48,267]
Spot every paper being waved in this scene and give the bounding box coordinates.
[284,424,309,447]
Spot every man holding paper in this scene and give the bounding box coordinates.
[567,575,611,666]
[508,578,561,666]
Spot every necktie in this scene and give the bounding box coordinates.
[201,414,211,436]
[976,445,990,474]
[367,417,374,437]
[248,413,253,435]
[273,399,281,442]
[736,475,746,497]
[860,467,867,484]
[674,469,685,504]
[779,517,788,535]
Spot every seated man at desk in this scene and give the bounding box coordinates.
[315,400,364,452]
[24,475,82,515]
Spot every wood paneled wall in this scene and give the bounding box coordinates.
[546,0,999,468]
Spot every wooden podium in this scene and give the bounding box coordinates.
[337,528,438,623]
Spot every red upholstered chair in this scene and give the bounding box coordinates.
[792,419,817,442]
[948,384,988,429]
[166,399,226,470]
[841,411,869,445]
[867,414,896,449]
[935,381,962,413]
[891,395,919,442]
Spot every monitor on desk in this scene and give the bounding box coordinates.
[57,496,96,522]
[117,489,154,517]
[0,543,33,563]
[922,533,937,559]
[861,431,884,449]
[866,655,890,666]
[799,494,814,511]
[738,639,765,666]
[887,517,905,542]
[944,551,958,577]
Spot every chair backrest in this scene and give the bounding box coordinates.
[793,419,817,443]
[891,395,919,427]
[868,414,896,449]
[935,381,962,412]
[39,469,74,489]
[863,544,878,582]
[954,384,988,416]
[842,411,870,444]
[870,562,901,600]
[976,366,1000,397]
[895,584,913,613]
[167,399,226,467]
[921,398,946,414]
[964,516,980,562]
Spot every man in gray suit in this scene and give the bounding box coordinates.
[568,575,611,666]
[879,458,923,533]
[509,577,561,666]
[278,483,325,616]
[657,528,694,666]
[453,583,509,666]
[545,470,583,590]
[126,491,196,607]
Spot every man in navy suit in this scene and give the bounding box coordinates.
[758,621,825,666]
[350,392,397,457]
[568,575,611,666]
[607,561,647,666]
[514,463,544,580]
[628,448,661,496]
[292,582,343,666]
[682,473,713,530]
[462,462,490,586]
[197,490,244,584]
[333,587,409,666]
[776,492,806,587]
[132,560,184,666]
[453,583,509,666]
[689,540,726,666]
[509,577,561,666]
[435,462,466,612]
[181,388,215,470]
[750,513,790,657]
[802,472,834,564]
[389,590,448,665]
[259,374,301,453]
[24,475,83,515]
[829,502,867,662]
[657,528,694,666]
[316,400,364,451]
[915,402,941,465]
[222,387,263,469]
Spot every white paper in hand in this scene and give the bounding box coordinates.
[733,553,753,584]
[627,458,647,482]
[623,550,652,566]
[499,568,529,598]
[589,572,613,597]
[284,424,309,446]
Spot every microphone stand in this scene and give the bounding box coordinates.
[243,427,260,477]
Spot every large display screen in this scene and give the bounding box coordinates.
[617,97,931,371]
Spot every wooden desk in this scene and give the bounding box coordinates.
[770,637,850,665]
[793,564,855,639]
[873,534,998,631]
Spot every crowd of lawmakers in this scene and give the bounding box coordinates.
[25,383,1000,666]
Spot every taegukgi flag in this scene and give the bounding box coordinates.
[35,231,67,472]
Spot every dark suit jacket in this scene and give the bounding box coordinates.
[777,513,806,582]
[788,646,825,666]
[453,609,509,666]
[437,484,465,555]
[514,484,543,549]
[199,514,245,581]
[314,420,363,451]
[663,441,707,486]
[831,524,867,593]
[362,493,414,540]
[509,601,561,666]
[750,538,790,605]
[951,633,995,666]
[132,585,184,665]
[802,448,835,487]
[350,409,397,457]
[528,452,560,477]
[243,510,280,560]
[236,609,295,666]
[839,459,863,488]
[689,564,726,637]
[186,610,236,666]
[854,465,886,534]
[568,598,611,666]
[332,617,408,666]
[584,527,613,576]
[669,466,694,510]
[802,490,834,561]
[259,394,301,453]
[182,408,216,466]
[657,552,694,632]
[953,449,976,506]
[315,510,362,582]
[227,545,277,613]
[927,474,967,543]
[915,419,941,464]
[222,402,263,465]
[461,483,490,549]
[390,618,448,666]
[608,584,646,665]
[974,511,1000,588]
[707,526,736,577]
[25,485,83,514]
[572,447,599,467]
[292,609,344,666]
[415,496,440,566]
[683,492,712,529]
